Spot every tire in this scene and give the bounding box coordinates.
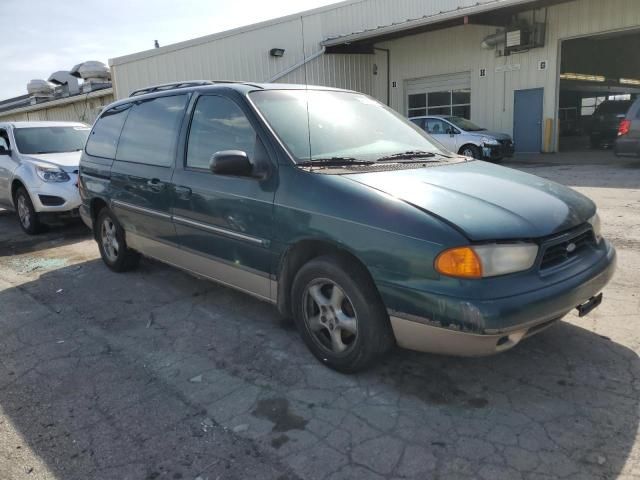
[96,208,140,272]
[291,255,394,373]
[14,187,44,235]
[459,144,482,160]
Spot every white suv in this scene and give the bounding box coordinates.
[0,121,90,234]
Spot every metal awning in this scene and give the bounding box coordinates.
[323,0,571,50]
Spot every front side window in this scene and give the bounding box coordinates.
[186,96,256,169]
[425,119,449,135]
[86,104,131,159]
[250,90,444,163]
[116,94,188,167]
[14,126,90,155]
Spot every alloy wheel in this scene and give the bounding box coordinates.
[17,194,31,229]
[101,217,120,263]
[303,279,358,354]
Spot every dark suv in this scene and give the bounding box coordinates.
[79,81,615,372]
[588,99,633,148]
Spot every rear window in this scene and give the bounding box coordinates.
[594,101,633,115]
[116,94,188,167]
[86,104,131,159]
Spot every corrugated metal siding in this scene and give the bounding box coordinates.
[110,0,526,99]
[381,0,640,149]
[0,92,114,124]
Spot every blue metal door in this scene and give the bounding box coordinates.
[513,88,543,153]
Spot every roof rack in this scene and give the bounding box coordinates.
[129,80,214,97]
[129,80,264,97]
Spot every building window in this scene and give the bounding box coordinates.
[580,96,606,116]
[408,89,471,119]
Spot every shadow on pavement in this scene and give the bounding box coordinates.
[0,210,90,258]
[0,258,638,479]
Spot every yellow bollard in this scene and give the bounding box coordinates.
[543,118,554,153]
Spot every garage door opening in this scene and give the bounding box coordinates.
[558,29,640,152]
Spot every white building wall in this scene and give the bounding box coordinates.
[380,0,640,149]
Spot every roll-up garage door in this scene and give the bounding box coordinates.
[406,72,471,119]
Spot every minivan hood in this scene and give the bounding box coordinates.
[23,152,81,172]
[346,161,595,241]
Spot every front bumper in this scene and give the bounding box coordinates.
[387,243,616,356]
[482,141,515,160]
[28,174,81,213]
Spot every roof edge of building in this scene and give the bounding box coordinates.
[322,0,541,46]
[0,88,113,118]
[108,0,366,67]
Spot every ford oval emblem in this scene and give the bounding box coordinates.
[566,242,577,253]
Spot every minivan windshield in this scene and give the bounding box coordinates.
[447,116,486,132]
[14,126,90,154]
[250,90,445,163]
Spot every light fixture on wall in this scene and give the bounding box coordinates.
[620,78,640,86]
[560,73,605,83]
[270,48,285,58]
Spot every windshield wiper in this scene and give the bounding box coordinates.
[376,151,446,162]
[298,157,375,167]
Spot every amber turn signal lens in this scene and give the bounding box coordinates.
[435,247,483,279]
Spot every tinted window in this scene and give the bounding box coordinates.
[15,126,90,154]
[86,104,131,158]
[116,95,188,166]
[186,96,256,169]
[595,101,633,115]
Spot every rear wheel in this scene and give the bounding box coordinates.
[291,255,393,373]
[96,208,140,272]
[14,187,44,235]
[459,144,482,159]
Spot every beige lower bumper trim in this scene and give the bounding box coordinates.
[389,316,558,357]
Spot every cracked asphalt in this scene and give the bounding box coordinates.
[1,154,639,480]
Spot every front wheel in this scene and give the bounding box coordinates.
[459,144,482,160]
[291,255,393,373]
[96,208,140,272]
[14,187,44,235]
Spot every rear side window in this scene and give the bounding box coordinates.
[186,96,256,170]
[86,104,131,158]
[116,94,188,167]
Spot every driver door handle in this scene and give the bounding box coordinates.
[147,178,165,192]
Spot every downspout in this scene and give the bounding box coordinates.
[269,47,326,83]
[374,47,391,106]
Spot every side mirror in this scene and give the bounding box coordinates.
[0,145,10,155]
[210,150,253,177]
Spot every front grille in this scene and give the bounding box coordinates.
[540,229,595,270]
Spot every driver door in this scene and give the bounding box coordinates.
[425,118,457,153]
[171,93,278,301]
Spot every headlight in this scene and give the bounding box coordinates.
[482,137,500,146]
[435,243,539,279]
[588,213,602,244]
[36,165,70,183]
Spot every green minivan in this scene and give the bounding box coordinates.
[79,81,616,372]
